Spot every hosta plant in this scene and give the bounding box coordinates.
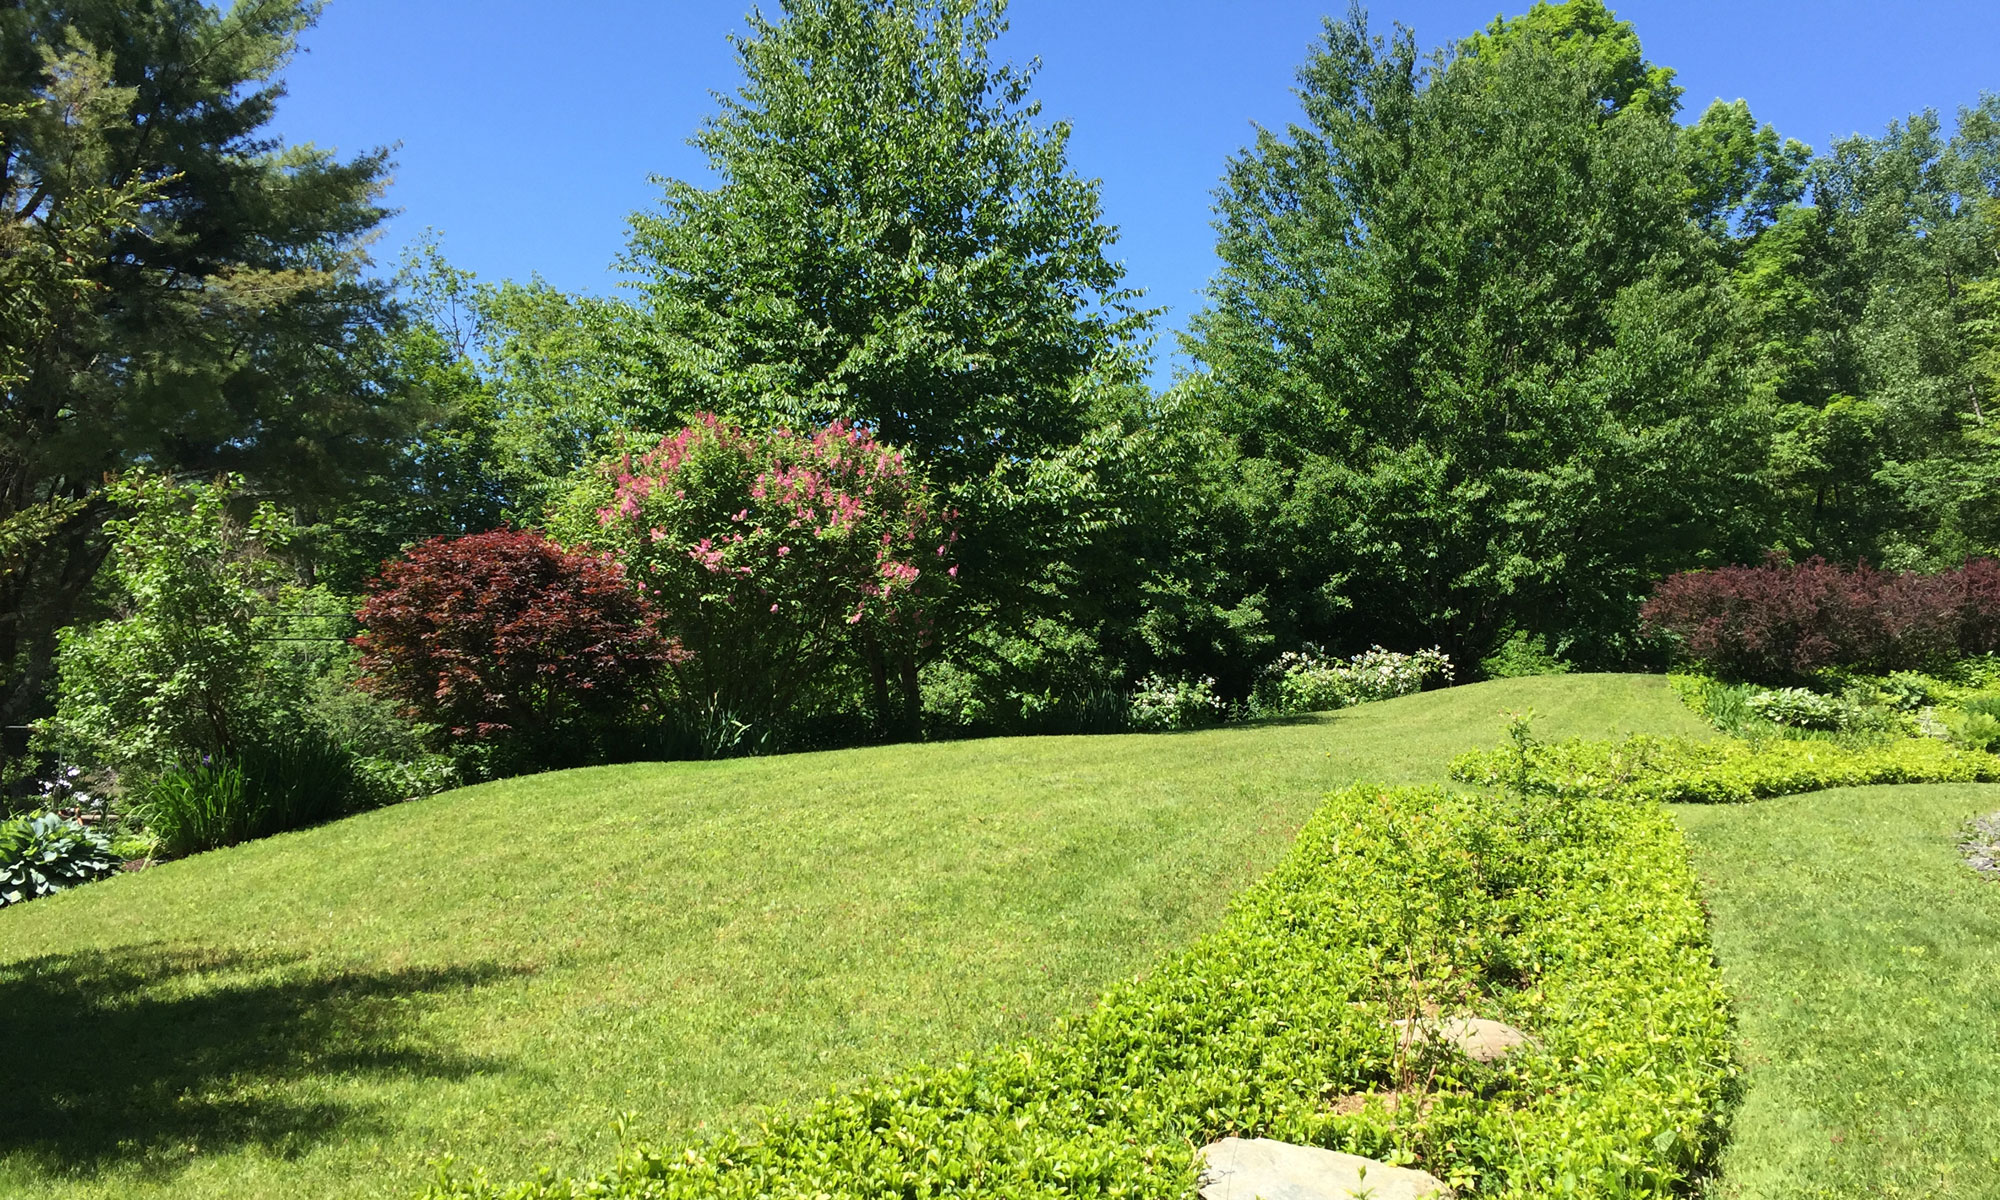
[1744,687,1853,731]
[0,812,120,907]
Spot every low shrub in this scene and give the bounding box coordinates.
[1640,555,2000,681]
[1673,672,1916,741]
[1877,671,1941,712]
[1253,645,1454,715]
[0,812,120,907]
[1942,700,2000,752]
[39,474,306,777]
[351,753,461,808]
[1743,686,1853,730]
[1479,630,1572,679]
[422,782,1731,1199]
[1450,732,2000,804]
[139,731,359,857]
[920,618,1130,738]
[355,529,678,765]
[1126,673,1225,731]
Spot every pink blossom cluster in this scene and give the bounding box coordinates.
[596,414,734,523]
[585,413,957,638]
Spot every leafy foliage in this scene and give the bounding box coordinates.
[614,0,1162,683]
[1641,556,2000,680]
[550,415,954,738]
[1942,706,2000,752]
[917,615,1129,736]
[354,530,675,758]
[621,0,1144,492]
[1749,99,2000,568]
[139,730,359,858]
[1479,631,1574,680]
[0,810,118,906]
[0,0,414,728]
[1180,6,1760,665]
[423,781,1730,1199]
[1125,673,1224,732]
[1252,645,1454,715]
[40,475,299,775]
[1743,686,1854,730]
[1451,731,2000,804]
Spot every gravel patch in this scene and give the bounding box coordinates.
[1962,811,2000,877]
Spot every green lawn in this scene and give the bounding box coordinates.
[0,674,1700,1200]
[1677,784,2000,1199]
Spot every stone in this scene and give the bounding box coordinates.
[1197,1137,1452,1200]
[1391,1016,1531,1064]
[1962,810,2000,877]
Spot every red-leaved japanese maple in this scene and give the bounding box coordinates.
[354,530,678,743]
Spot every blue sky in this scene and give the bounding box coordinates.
[275,1,2000,372]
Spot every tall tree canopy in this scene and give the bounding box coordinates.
[1740,99,2000,566]
[0,0,408,725]
[1180,2,1763,665]
[619,0,1146,490]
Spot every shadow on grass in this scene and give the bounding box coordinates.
[0,944,523,1178]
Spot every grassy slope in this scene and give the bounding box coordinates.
[1677,784,2000,1199]
[0,675,1700,1200]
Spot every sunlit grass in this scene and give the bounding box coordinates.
[0,674,1701,1200]
[1678,784,2000,1199]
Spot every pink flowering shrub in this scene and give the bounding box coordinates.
[550,414,956,733]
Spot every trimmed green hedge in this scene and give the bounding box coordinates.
[1450,733,2000,805]
[424,784,1732,1199]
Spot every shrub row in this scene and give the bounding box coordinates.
[1639,555,2000,681]
[424,783,1731,1200]
[1450,732,2000,805]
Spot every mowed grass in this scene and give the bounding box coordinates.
[1677,784,2000,1199]
[0,674,1700,1200]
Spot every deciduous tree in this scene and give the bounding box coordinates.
[1183,5,1760,665]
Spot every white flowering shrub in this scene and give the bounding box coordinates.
[1254,645,1454,715]
[1127,674,1226,732]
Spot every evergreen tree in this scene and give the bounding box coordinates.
[0,0,410,726]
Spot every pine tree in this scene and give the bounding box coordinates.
[0,0,409,728]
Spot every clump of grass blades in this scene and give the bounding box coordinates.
[141,732,358,857]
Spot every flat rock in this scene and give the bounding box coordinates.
[1198,1137,1452,1200]
[1962,811,2000,877]
[1392,1016,1531,1064]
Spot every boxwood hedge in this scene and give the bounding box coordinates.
[1451,732,2000,805]
[423,782,1732,1199]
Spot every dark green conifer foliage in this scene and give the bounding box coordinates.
[0,0,407,725]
